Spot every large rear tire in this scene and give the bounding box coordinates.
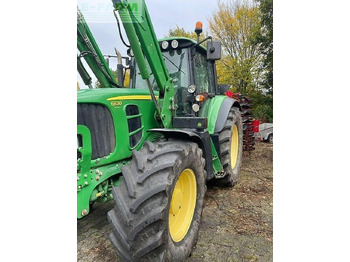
[107,140,206,262]
[215,107,243,187]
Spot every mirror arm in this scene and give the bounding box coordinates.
[194,36,213,49]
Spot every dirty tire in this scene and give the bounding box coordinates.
[215,107,243,187]
[268,133,273,144]
[107,140,206,262]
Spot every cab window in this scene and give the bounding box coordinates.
[194,52,215,94]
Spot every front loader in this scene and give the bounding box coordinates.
[77,0,243,261]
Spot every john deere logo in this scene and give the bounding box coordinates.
[111,101,122,107]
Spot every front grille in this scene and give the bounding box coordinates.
[77,103,116,160]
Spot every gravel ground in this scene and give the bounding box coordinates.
[77,140,273,262]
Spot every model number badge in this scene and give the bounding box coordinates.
[111,101,122,107]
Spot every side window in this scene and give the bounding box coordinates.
[194,52,215,93]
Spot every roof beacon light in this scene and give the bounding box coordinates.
[195,21,203,35]
[195,21,203,43]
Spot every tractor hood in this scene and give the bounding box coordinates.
[77,88,159,104]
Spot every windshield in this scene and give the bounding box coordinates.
[132,48,190,116]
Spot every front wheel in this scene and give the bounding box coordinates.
[107,140,206,261]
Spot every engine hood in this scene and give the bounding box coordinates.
[77,88,159,104]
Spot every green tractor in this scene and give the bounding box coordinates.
[77,0,243,261]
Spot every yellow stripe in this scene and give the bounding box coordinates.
[107,95,158,101]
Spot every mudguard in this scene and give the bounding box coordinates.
[147,128,214,180]
[207,96,241,134]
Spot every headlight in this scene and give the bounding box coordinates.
[192,104,200,112]
[187,84,196,94]
[171,40,179,49]
[161,41,169,50]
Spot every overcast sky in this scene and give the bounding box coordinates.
[77,0,219,87]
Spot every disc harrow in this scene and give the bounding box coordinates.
[227,92,256,152]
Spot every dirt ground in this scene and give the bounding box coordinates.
[77,140,273,262]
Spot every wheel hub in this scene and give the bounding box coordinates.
[169,168,197,242]
[170,188,183,216]
[230,124,239,169]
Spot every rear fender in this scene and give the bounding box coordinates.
[207,96,241,134]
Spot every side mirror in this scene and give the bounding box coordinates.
[207,40,221,60]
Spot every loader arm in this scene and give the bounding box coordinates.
[112,0,174,128]
[77,8,119,88]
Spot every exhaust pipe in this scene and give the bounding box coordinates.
[114,47,124,86]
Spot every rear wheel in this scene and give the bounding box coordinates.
[108,140,206,261]
[215,107,243,187]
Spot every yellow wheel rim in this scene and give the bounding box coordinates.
[169,168,197,242]
[230,124,239,169]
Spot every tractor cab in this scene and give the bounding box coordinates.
[130,37,221,117]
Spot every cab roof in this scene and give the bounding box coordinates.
[157,37,207,52]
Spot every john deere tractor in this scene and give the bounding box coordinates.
[77,0,243,261]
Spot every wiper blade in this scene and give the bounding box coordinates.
[163,55,186,75]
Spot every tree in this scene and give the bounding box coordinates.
[209,0,272,122]
[209,0,263,94]
[254,0,273,92]
[250,0,273,121]
[168,26,198,40]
